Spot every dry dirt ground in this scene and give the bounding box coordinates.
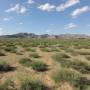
[0,45,90,90]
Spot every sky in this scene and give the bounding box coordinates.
[0,0,90,35]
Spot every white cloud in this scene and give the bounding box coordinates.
[3,18,10,21]
[56,0,80,11]
[27,0,34,4]
[5,3,27,14]
[65,23,78,29]
[70,6,90,17]
[38,3,55,12]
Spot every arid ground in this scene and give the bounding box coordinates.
[0,38,90,90]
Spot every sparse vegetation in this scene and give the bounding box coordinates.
[86,55,90,61]
[51,68,81,86]
[30,53,41,58]
[0,51,6,56]
[19,58,32,67]
[20,79,49,90]
[19,58,48,72]
[0,79,17,90]
[0,38,90,90]
[53,53,90,74]
[4,46,17,53]
[0,61,16,72]
[25,48,36,52]
[31,61,48,72]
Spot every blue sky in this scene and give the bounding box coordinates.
[0,0,90,35]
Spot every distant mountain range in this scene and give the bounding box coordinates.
[0,33,90,39]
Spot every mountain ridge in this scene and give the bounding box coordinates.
[0,33,90,39]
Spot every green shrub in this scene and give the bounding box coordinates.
[0,61,15,72]
[52,68,81,86]
[74,76,90,90]
[0,79,17,90]
[4,46,17,53]
[31,61,48,72]
[0,51,6,56]
[16,52,23,55]
[50,47,60,52]
[64,48,74,53]
[20,79,49,90]
[52,53,70,61]
[85,86,90,90]
[30,53,41,58]
[26,48,36,52]
[19,58,32,67]
[86,55,90,61]
[19,58,48,72]
[40,48,52,52]
[78,51,90,55]
[53,53,90,74]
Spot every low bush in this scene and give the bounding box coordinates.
[52,68,90,90]
[19,58,48,72]
[76,77,90,90]
[0,51,6,56]
[53,53,90,74]
[19,58,32,67]
[50,47,60,52]
[78,51,90,55]
[25,48,36,52]
[40,48,52,52]
[20,79,49,90]
[31,61,48,72]
[30,53,41,58]
[0,61,16,72]
[4,46,17,53]
[16,52,23,55]
[52,53,70,61]
[52,68,81,86]
[0,79,17,90]
[86,55,90,61]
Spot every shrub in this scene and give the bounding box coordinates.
[64,48,74,53]
[77,77,90,90]
[30,53,41,58]
[31,61,48,72]
[52,53,70,61]
[19,58,48,72]
[0,51,5,56]
[52,67,89,90]
[16,52,23,55]
[25,48,36,52]
[53,53,90,74]
[50,47,60,52]
[20,79,49,90]
[40,48,52,52]
[86,55,90,61]
[52,68,81,86]
[19,58,32,67]
[78,51,90,55]
[4,46,17,53]
[0,79,17,90]
[0,61,15,72]
[85,86,90,90]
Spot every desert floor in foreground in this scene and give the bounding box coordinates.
[0,38,90,90]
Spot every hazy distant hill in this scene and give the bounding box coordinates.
[1,33,90,39]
